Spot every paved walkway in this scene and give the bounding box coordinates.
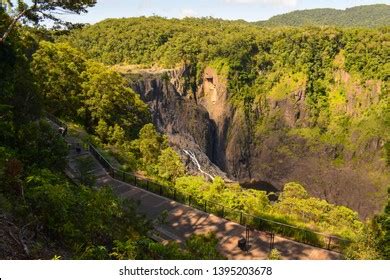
[63,141,341,260]
[47,116,341,260]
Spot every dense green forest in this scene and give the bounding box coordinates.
[0,9,223,260]
[1,4,390,260]
[65,17,389,164]
[256,4,390,28]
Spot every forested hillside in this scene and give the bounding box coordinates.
[0,10,223,260]
[64,16,390,214]
[256,4,390,28]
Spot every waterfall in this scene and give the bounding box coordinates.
[183,149,215,181]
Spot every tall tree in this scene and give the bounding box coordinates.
[377,190,390,259]
[0,10,41,127]
[0,0,96,44]
[157,147,185,183]
[31,41,86,118]
[81,61,150,139]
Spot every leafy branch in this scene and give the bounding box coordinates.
[0,0,96,44]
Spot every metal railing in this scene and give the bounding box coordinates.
[46,113,67,129]
[88,143,351,253]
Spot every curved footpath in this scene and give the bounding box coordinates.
[62,133,341,260]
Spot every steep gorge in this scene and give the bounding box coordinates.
[124,66,389,219]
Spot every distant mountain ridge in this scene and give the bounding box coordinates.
[256,4,390,28]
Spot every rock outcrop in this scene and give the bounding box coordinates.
[125,66,389,218]
[128,69,229,180]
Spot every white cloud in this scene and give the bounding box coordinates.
[224,0,298,6]
[180,8,198,18]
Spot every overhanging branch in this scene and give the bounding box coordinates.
[0,8,29,44]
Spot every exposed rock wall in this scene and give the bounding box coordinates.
[126,66,389,218]
[128,70,229,180]
[196,67,232,170]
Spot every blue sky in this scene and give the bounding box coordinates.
[54,0,389,23]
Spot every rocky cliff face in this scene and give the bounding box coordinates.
[127,69,229,180]
[196,67,232,171]
[125,66,389,218]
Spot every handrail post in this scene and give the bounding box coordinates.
[221,206,225,218]
[134,176,137,186]
[327,236,332,250]
[159,185,163,196]
[189,196,192,206]
[240,211,243,225]
[146,180,149,191]
[204,201,207,212]
[173,189,176,200]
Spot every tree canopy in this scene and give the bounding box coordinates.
[0,0,96,44]
[256,4,390,28]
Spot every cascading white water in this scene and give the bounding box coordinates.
[183,149,215,181]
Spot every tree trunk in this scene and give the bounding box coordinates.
[0,9,28,44]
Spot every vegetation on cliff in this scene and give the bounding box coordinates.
[64,17,389,149]
[64,16,390,216]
